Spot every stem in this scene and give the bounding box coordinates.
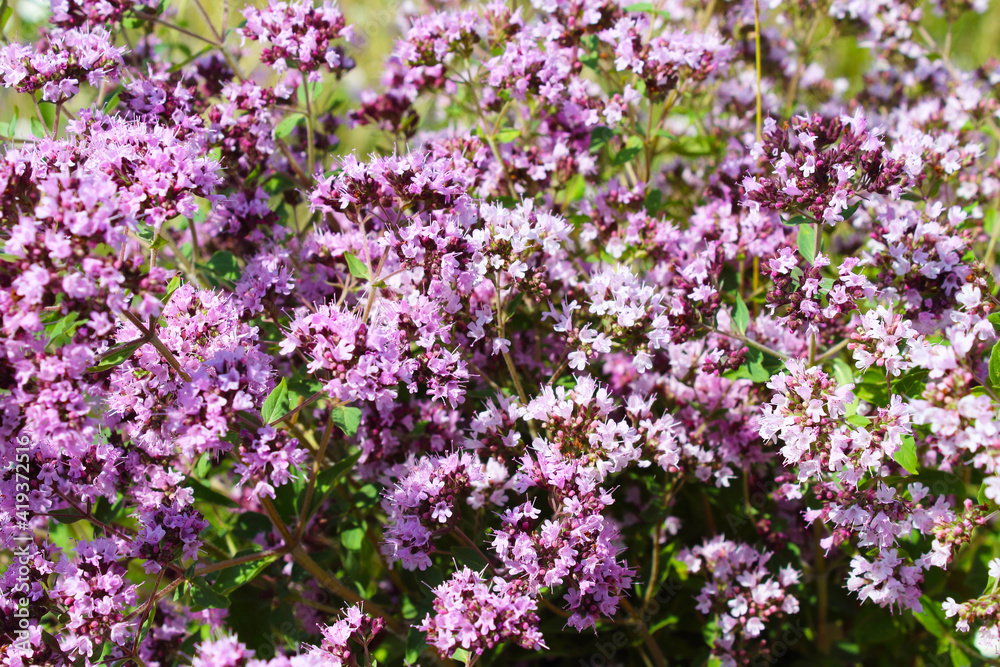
[620,598,667,667]
[131,568,165,654]
[986,207,1000,273]
[753,0,763,141]
[547,356,570,386]
[121,548,288,624]
[197,547,288,576]
[464,359,503,393]
[783,14,823,116]
[192,0,224,43]
[706,325,790,360]
[53,102,62,137]
[697,0,717,31]
[813,337,850,365]
[640,524,662,618]
[189,215,201,267]
[259,496,404,635]
[119,311,192,382]
[269,389,332,427]
[701,489,717,536]
[136,13,219,47]
[153,228,205,288]
[452,527,499,569]
[295,409,336,540]
[814,521,830,654]
[303,81,316,177]
[0,0,9,43]
[96,334,150,361]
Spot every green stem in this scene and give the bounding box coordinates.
[295,409,336,540]
[303,82,316,177]
[753,0,763,140]
[259,496,404,635]
[268,389,332,427]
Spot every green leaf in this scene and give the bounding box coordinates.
[451,648,471,665]
[855,378,889,406]
[232,512,273,541]
[48,507,86,524]
[202,251,240,286]
[7,106,18,138]
[190,577,231,610]
[212,550,279,595]
[590,126,615,152]
[644,188,664,215]
[331,405,362,436]
[1,5,12,31]
[612,136,643,166]
[733,295,749,336]
[893,435,919,475]
[87,339,145,373]
[344,252,370,281]
[353,483,380,509]
[832,357,854,387]
[405,628,428,665]
[797,224,818,265]
[44,311,82,350]
[783,214,818,226]
[149,234,169,251]
[103,90,120,112]
[913,597,947,638]
[274,113,305,139]
[990,340,1000,387]
[951,644,972,667]
[623,2,670,15]
[671,134,716,157]
[505,291,525,319]
[162,275,182,303]
[564,174,586,204]
[893,368,929,398]
[913,470,966,499]
[340,526,365,551]
[841,201,862,222]
[495,128,520,143]
[93,495,127,524]
[30,117,45,138]
[309,451,361,513]
[846,414,872,428]
[978,480,999,510]
[136,224,156,243]
[452,546,488,570]
[261,379,289,425]
[186,477,239,508]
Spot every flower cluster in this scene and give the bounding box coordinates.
[239,0,355,81]
[743,112,910,225]
[418,568,545,658]
[680,537,800,667]
[0,27,126,101]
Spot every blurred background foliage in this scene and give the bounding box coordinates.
[3,0,1000,156]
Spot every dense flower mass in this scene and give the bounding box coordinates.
[5,0,1000,665]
